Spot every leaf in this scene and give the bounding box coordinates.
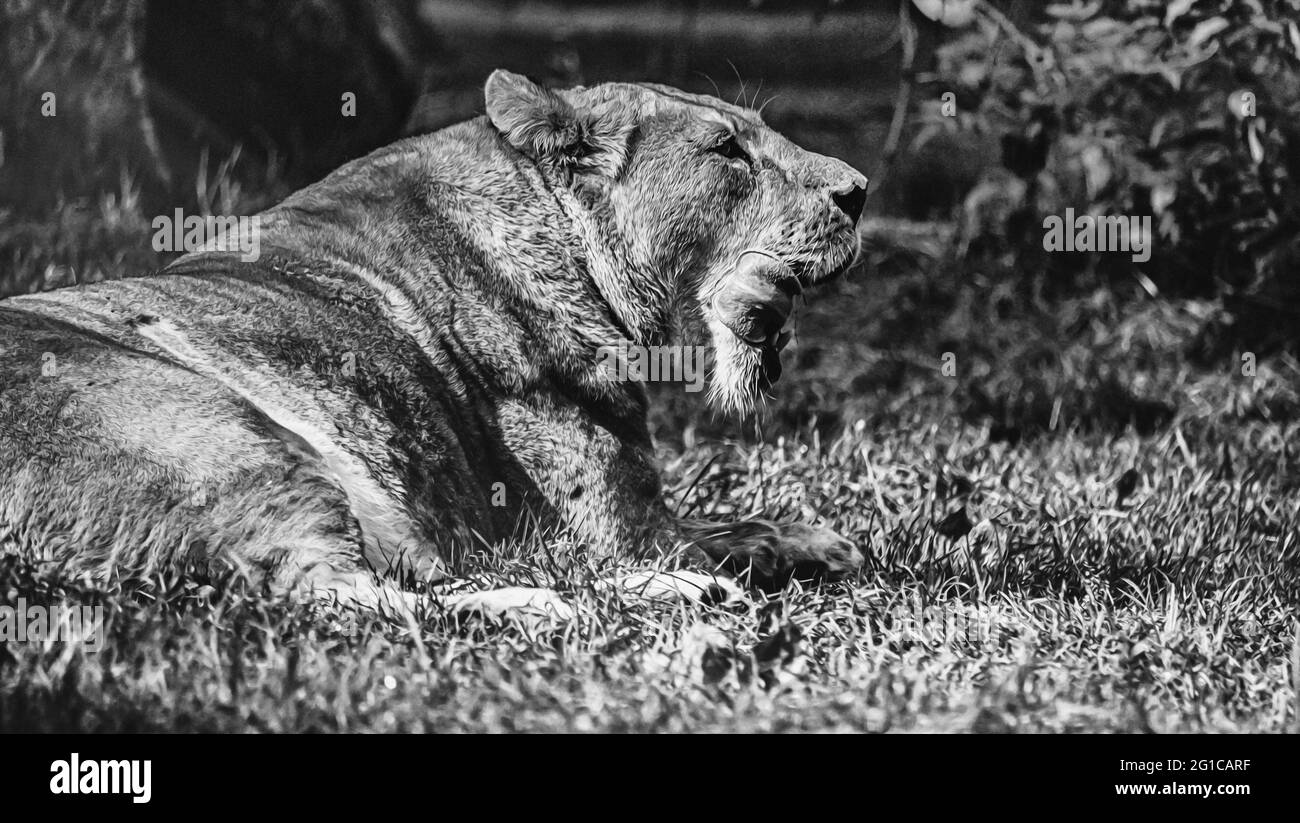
[1216,442,1235,482]
[910,0,977,28]
[1187,17,1230,51]
[1246,121,1265,165]
[1164,0,1196,28]
[1151,181,1177,215]
[1046,1,1101,21]
[1115,469,1139,507]
[1081,144,1111,200]
[934,506,974,538]
[753,622,801,666]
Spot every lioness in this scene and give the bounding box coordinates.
[0,71,866,618]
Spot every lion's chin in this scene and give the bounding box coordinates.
[700,237,857,415]
[703,317,790,416]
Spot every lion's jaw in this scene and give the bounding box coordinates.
[701,229,861,417]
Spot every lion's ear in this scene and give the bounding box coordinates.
[485,69,631,176]
[486,70,580,158]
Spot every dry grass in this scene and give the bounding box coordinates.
[2,227,1297,733]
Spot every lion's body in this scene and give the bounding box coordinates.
[0,75,866,613]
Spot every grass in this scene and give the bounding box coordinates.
[2,211,1298,733]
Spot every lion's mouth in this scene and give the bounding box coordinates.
[712,250,832,389]
[715,297,794,389]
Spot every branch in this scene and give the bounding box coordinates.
[868,0,918,197]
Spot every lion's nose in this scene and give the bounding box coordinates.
[831,183,867,224]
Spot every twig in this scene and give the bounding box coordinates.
[975,0,1065,88]
[868,0,918,196]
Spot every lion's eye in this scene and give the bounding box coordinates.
[710,134,751,166]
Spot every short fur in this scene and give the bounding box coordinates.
[0,72,867,612]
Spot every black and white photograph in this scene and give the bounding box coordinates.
[0,0,1297,776]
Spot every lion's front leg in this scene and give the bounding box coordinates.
[676,518,864,593]
[499,397,862,593]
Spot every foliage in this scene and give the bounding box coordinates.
[915,0,1300,311]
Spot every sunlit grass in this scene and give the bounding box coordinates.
[2,219,1297,732]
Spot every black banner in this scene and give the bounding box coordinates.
[0,733,1286,813]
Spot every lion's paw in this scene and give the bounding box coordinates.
[691,519,864,590]
[770,522,864,579]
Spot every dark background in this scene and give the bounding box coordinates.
[0,0,972,295]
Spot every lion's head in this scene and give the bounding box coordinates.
[485,70,866,414]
